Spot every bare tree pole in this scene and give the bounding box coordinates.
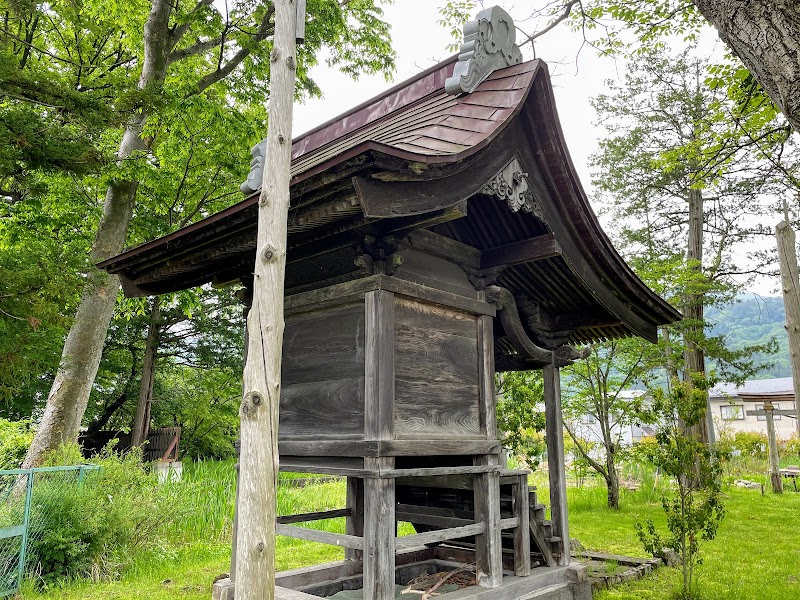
[775,199,800,435]
[235,1,300,598]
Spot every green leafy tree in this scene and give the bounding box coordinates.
[636,377,725,600]
[562,339,661,508]
[496,371,546,469]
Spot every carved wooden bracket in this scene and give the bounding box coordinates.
[481,158,545,220]
[468,266,506,290]
[240,140,266,195]
[357,235,406,276]
[445,6,523,95]
[486,285,552,365]
[553,345,591,368]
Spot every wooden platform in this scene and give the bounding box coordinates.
[213,546,591,600]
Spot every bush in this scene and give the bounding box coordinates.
[27,444,173,585]
[782,435,800,460]
[0,419,34,469]
[717,430,768,458]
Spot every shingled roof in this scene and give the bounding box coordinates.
[99,55,680,347]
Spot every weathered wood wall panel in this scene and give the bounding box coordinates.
[280,303,366,439]
[393,297,482,439]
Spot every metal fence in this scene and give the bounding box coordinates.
[0,465,99,597]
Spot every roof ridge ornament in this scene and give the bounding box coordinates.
[445,5,523,96]
[481,157,544,220]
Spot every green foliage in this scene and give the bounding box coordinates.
[716,430,767,459]
[30,445,171,585]
[636,379,725,600]
[0,417,33,468]
[495,371,546,468]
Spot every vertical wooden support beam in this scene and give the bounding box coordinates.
[474,454,503,588]
[345,477,365,560]
[363,290,395,600]
[363,457,396,600]
[512,474,531,577]
[365,290,395,440]
[544,363,570,566]
[475,292,502,587]
[764,402,784,494]
[230,454,241,580]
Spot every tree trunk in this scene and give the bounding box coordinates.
[131,297,162,448]
[776,220,800,435]
[22,0,174,468]
[235,1,298,598]
[683,188,712,445]
[693,0,800,132]
[605,444,620,509]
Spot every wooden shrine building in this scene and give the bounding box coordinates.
[100,7,680,599]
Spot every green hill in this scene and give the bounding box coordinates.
[707,296,791,379]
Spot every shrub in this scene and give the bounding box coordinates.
[0,419,34,469]
[782,435,800,459]
[27,444,172,585]
[717,431,768,458]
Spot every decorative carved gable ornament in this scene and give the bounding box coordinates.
[445,6,523,96]
[480,158,544,220]
[240,140,267,195]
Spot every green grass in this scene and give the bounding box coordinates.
[17,462,800,600]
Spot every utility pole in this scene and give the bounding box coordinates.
[775,200,800,435]
[235,1,303,598]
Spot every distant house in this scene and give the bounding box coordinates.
[709,377,798,440]
[569,390,657,447]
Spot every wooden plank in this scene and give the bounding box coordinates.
[378,440,501,456]
[529,515,556,567]
[345,477,364,560]
[474,453,503,588]
[396,511,474,530]
[378,465,500,479]
[382,276,495,316]
[276,509,351,525]
[276,524,364,550]
[365,290,395,442]
[477,305,497,439]
[395,522,486,550]
[512,474,531,577]
[279,377,365,439]
[363,456,396,600]
[395,296,478,339]
[406,229,482,269]
[544,364,569,566]
[279,440,380,457]
[481,234,561,269]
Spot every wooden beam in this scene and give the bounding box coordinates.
[363,456,396,600]
[512,474,531,577]
[276,509,351,525]
[345,477,364,561]
[406,229,481,269]
[543,363,569,566]
[474,453,503,588]
[276,524,364,550]
[481,234,561,269]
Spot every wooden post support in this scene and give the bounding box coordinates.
[776,219,800,435]
[363,457,396,600]
[512,474,531,577]
[345,477,364,561]
[236,1,301,599]
[544,363,570,566]
[474,453,503,588]
[748,402,783,494]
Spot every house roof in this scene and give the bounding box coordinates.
[710,377,795,399]
[98,56,680,347]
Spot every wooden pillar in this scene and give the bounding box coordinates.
[345,477,364,561]
[512,474,531,577]
[363,290,395,600]
[764,402,784,494]
[474,306,503,587]
[776,219,800,435]
[544,363,570,566]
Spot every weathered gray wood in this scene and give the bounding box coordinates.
[279,377,365,439]
[529,514,556,568]
[476,304,497,439]
[378,465,500,479]
[473,453,503,588]
[393,249,478,297]
[345,477,364,560]
[276,508,351,525]
[406,229,482,269]
[512,474,531,577]
[488,286,552,365]
[765,402,783,493]
[365,290,395,442]
[277,439,501,458]
[279,441,379,457]
[396,510,473,530]
[275,524,364,550]
[776,219,800,434]
[480,234,561,269]
[543,363,569,566]
[395,522,486,549]
[363,456,396,600]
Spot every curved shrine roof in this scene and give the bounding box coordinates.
[99,56,680,348]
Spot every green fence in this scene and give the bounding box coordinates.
[0,465,99,597]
